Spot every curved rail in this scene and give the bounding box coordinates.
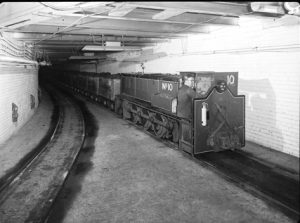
[0,88,60,195]
[0,83,85,223]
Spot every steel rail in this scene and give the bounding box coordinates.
[0,83,86,223]
[0,88,60,199]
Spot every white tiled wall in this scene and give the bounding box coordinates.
[0,64,39,146]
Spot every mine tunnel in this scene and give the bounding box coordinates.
[0,2,299,223]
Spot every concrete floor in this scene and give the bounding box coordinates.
[47,99,294,223]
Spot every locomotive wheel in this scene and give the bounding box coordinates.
[116,100,122,115]
[155,125,167,138]
[172,121,179,143]
[122,100,131,120]
[152,115,164,138]
[160,116,169,139]
[133,113,142,125]
[154,124,163,137]
[151,122,160,136]
[144,120,152,131]
[136,107,143,124]
[148,112,157,134]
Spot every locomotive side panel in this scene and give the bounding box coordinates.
[121,76,136,98]
[121,75,161,105]
[148,79,160,98]
[151,80,179,114]
[136,77,151,102]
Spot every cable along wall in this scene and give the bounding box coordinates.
[0,32,39,146]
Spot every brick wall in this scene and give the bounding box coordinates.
[0,62,39,146]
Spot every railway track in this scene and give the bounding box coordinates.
[0,88,60,196]
[0,83,85,223]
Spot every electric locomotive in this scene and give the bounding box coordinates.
[57,69,245,154]
[115,71,245,154]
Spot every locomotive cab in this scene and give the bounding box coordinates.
[179,72,245,154]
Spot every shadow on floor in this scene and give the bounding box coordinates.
[46,96,99,223]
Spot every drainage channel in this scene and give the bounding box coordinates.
[194,150,299,221]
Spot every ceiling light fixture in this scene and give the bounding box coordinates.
[81,45,142,51]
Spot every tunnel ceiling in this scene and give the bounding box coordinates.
[0,2,299,64]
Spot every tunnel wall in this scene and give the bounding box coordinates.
[63,17,300,157]
[0,33,39,146]
[0,61,39,146]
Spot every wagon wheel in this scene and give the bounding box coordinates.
[160,115,170,139]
